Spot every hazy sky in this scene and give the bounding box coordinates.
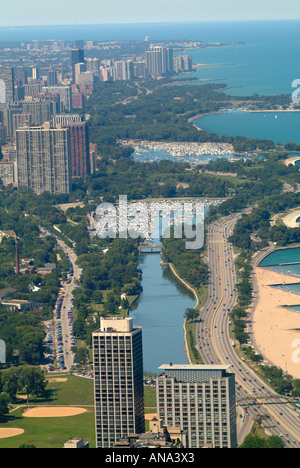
[1,0,300,27]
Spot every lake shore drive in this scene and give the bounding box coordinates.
[252,267,300,379]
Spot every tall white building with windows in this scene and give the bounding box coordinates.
[146,45,173,76]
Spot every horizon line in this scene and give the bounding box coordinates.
[1,18,300,28]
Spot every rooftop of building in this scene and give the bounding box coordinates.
[159,364,232,371]
[93,317,142,334]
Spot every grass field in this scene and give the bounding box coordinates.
[0,374,95,448]
[0,374,157,448]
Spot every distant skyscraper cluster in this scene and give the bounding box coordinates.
[0,38,192,192]
[0,44,97,192]
[98,44,191,82]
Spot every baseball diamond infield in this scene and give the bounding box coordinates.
[0,428,25,439]
[23,407,87,418]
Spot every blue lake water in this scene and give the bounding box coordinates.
[2,19,300,97]
[259,248,300,298]
[283,305,300,313]
[130,255,196,374]
[259,248,300,267]
[194,111,300,145]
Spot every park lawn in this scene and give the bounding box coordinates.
[0,406,96,448]
[0,374,96,448]
[185,284,208,365]
[144,385,156,411]
[45,374,94,406]
[0,374,157,448]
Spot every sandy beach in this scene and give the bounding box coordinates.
[253,267,300,379]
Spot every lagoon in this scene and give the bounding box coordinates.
[129,254,196,374]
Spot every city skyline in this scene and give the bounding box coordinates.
[1,0,300,27]
[1,10,300,450]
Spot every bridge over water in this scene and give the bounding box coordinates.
[138,244,163,254]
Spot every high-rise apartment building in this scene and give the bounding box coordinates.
[68,122,90,179]
[146,46,173,76]
[31,67,40,80]
[46,69,58,86]
[42,86,71,112]
[5,104,23,137]
[16,69,27,86]
[16,123,71,194]
[71,49,85,82]
[173,55,192,74]
[71,92,85,109]
[22,100,52,126]
[0,161,17,186]
[74,62,86,84]
[92,317,145,448]
[114,60,133,81]
[0,68,15,107]
[24,82,43,97]
[157,364,237,449]
[85,57,100,78]
[53,114,82,127]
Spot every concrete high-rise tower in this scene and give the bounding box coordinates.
[157,364,237,448]
[16,123,71,195]
[92,317,145,448]
[68,122,90,179]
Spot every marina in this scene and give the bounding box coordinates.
[118,139,238,166]
[90,198,223,242]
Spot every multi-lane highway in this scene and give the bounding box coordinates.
[41,228,82,372]
[198,212,300,447]
[54,237,82,371]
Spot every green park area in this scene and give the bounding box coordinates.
[0,373,156,448]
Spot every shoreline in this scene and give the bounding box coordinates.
[252,266,300,379]
[192,107,300,126]
[167,262,201,365]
